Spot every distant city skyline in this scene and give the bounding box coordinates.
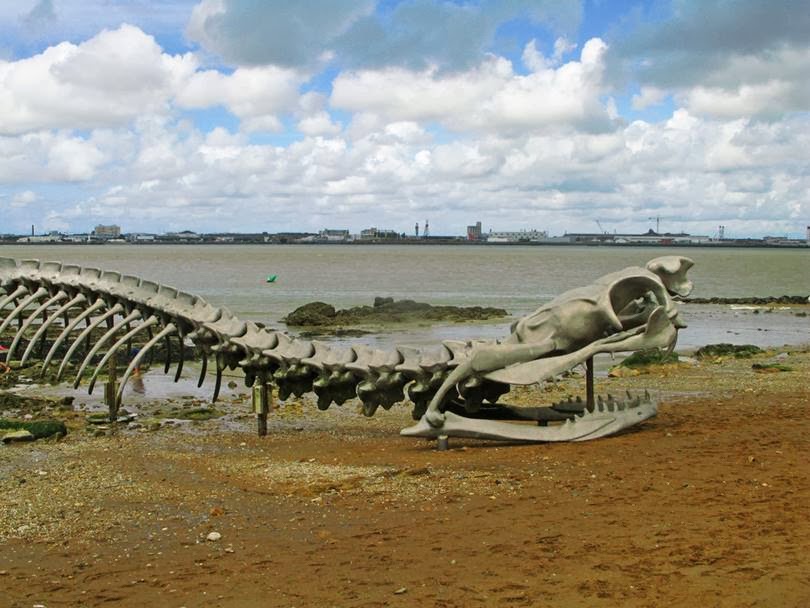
[1,1,808,238]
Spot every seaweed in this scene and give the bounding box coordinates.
[0,418,67,439]
[695,344,762,359]
[619,349,679,368]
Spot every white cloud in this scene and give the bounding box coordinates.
[632,86,666,110]
[0,24,198,135]
[1,8,808,239]
[332,38,614,134]
[176,65,304,132]
[0,130,108,182]
[11,190,38,207]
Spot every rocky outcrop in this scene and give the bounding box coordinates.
[284,298,509,327]
[684,295,809,305]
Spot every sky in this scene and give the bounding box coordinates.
[0,0,808,238]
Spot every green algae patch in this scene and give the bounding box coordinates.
[163,407,224,421]
[0,418,67,439]
[695,344,763,359]
[619,349,680,368]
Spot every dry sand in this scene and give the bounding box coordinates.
[1,348,809,607]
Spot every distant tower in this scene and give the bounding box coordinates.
[806,225,810,243]
[415,222,419,238]
[424,219,429,238]
[718,225,725,240]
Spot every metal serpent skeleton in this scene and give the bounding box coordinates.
[0,255,694,444]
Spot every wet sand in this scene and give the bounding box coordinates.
[1,349,810,607]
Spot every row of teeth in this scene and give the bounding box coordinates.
[553,390,653,413]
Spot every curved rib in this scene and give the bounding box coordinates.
[41,299,105,373]
[115,323,176,406]
[174,331,185,382]
[6,291,68,363]
[20,294,86,367]
[0,287,48,337]
[212,354,223,403]
[73,309,142,389]
[197,351,208,387]
[0,285,28,311]
[87,315,159,394]
[163,333,172,374]
[56,303,124,381]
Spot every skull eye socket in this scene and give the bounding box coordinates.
[609,276,669,329]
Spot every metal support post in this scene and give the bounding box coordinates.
[585,356,595,409]
[253,381,272,436]
[105,353,118,423]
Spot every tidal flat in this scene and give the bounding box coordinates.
[1,346,809,607]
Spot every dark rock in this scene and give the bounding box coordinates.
[283,301,337,326]
[685,295,809,305]
[373,296,395,307]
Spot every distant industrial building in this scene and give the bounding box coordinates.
[318,229,351,242]
[92,224,121,239]
[360,227,400,240]
[466,221,483,241]
[562,230,711,245]
[17,232,62,243]
[166,230,202,241]
[127,233,156,243]
[486,229,548,243]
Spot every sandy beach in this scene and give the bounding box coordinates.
[1,346,809,608]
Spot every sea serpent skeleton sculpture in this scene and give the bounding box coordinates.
[0,255,694,443]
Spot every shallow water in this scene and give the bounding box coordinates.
[2,243,808,348]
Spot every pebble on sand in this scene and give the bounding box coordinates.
[206,531,222,542]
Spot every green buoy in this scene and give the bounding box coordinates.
[266,275,277,283]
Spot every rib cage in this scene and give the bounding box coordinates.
[0,257,476,418]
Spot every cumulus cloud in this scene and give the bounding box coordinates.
[0,24,197,134]
[176,65,303,131]
[332,38,614,134]
[18,103,805,239]
[0,130,108,182]
[612,0,810,118]
[2,1,808,239]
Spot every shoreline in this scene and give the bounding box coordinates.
[2,239,809,249]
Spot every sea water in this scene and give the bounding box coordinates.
[1,244,808,349]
